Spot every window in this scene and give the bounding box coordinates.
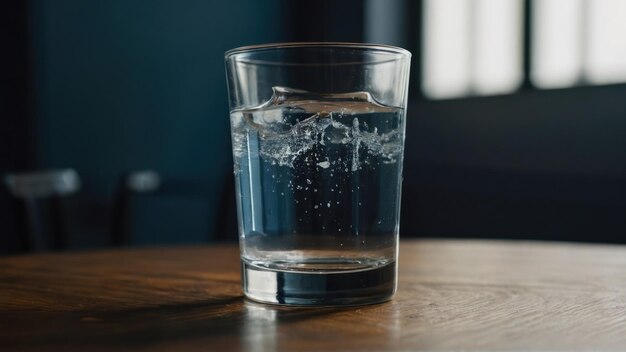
[586,0,626,84]
[420,0,626,99]
[422,0,523,99]
[531,0,585,88]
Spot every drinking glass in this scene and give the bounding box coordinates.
[225,43,411,305]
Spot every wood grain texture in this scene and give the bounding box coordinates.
[2,240,626,351]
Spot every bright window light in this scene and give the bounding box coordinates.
[422,0,626,97]
[422,0,472,99]
[531,0,585,88]
[422,0,523,99]
[473,0,524,95]
[586,0,626,84]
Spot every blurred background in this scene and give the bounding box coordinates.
[2,0,625,254]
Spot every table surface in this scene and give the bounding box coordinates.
[2,240,626,351]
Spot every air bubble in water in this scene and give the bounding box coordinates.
[317,161,330,168]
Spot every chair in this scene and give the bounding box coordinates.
[111,170,226,246]
[111,170,161,246]
[4,169,81,251]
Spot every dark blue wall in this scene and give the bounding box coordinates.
[28,0,285,245]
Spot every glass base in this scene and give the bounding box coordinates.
[241,259,397,306]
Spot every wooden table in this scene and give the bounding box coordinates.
[2,240,626,351]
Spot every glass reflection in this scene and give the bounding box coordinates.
[243,302,277,352]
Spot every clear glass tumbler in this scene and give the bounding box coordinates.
[225,43,411,306]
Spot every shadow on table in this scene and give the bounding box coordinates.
[2,295,357,350]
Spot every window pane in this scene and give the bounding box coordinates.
[422,0,472,99]
[473,0,523,95]
[422,0,523,99]
[531,0,585,88]
[586,0,626,84]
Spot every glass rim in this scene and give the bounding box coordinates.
[224,42,411,66]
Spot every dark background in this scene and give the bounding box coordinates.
[2,0,625,254]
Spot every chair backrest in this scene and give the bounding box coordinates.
[111,170,161,246]
[5,169,81,199]
[4,169,81,252]
[111,170,222,246]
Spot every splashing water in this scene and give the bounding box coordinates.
[231,87,404,171]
